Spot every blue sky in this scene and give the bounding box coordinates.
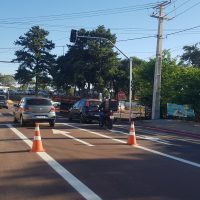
[1,0,200,75]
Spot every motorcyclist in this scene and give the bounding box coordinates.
[98,98,111,127]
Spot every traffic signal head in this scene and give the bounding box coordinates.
[70,29,77,43]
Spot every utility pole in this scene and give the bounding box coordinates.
[129,57,133,122]
[151,1,170,120]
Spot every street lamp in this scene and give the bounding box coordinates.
[70,30,133,122]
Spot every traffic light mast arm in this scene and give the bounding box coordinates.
[70,29,132,121]
[77,35,129,59]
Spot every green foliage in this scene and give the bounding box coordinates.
[181,43,200,67]
[0,74,16,87]
[134,49,200,119]
[55,26,120,96]
[13,26,56,94]
[134,58,154,106]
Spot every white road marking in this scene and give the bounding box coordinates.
[113,125,200,145]
[63,123,126,144]
[6,124,102,200]
[136,128,200,145]
[64,123,200,168]
[52,129,94,147]
[110,129,172,145]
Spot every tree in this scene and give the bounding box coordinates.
[13,26,56,94]
[56,26,120,97]
[0,74,16,88]
[180,43,200,67]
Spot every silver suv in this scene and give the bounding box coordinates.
[13,97,56,127]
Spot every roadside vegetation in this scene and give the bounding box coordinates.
[2,25,199,120]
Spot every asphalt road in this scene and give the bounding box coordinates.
[0,109,200,200]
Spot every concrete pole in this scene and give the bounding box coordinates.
[129,57,133,122]
[151,4,164,120]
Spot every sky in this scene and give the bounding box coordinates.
[1,0,200,75]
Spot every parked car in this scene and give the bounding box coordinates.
[13,97,56,127]
[0,95,8,109]
[68,99,101,123]
[59,96,80,116]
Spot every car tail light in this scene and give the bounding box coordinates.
[50,106,56,112]
[86,101,90,107]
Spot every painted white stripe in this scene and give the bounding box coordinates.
[53,129,94,147]
[7,124,32,147]
[63,132,94,146]
[6,124,102,200]
[137,128,200,145]
[110,129,172,145]
[64,123,126,144]
[64,123,200,168]
[136,145,200,168]
[34,136,41,140]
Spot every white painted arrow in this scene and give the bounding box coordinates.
[52,129,94,147]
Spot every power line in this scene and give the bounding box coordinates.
[0,61,19,63]
[0,3,161,27]
[170,2,200,19]
[166,25,200,37]
[117,35,156,42]
[164,0,192,17]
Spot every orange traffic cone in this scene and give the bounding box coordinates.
[127,121,137,145]
[30,123,45,152]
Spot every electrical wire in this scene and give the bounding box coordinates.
[170,2,200,19]
[11,2,143,26]
[0,3,160,26]
[164,0,192,17]
[117,35,156,42]
[166,25,200,37]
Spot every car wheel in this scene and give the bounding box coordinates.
[80,114,85,123]
[68,115,72,121]
[49,120,55,127]
[20,116,25,127]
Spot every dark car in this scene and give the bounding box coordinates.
[59,96,80,116]
[68,99,101,123]
[13,97,56,127]
[0,95,8,109]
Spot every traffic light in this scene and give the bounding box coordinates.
[70,29,77,43]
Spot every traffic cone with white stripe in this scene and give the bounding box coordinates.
[30,123,45,152]
[127,121,137,145]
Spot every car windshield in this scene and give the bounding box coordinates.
[88,101,100,107]
[26,99,52,105]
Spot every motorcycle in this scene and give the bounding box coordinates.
[99,110,114,129]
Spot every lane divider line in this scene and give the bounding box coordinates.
[6,124,102,200]
[63,123,126,144]
[110,129,173,146]
[52,129,94,147]
[64,123,200,168]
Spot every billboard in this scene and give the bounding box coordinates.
[167,103,195,118]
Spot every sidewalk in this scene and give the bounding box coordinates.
[135,119,200,138]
